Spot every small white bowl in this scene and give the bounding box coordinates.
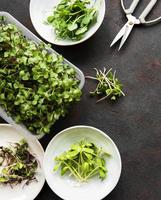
[43,125,122,200]
[30,0,106,46]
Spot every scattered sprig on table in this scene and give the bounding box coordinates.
[0,139,38,187]
[54,140,110,182]
[86,68,125,102]
[47,0,97,41]
[0,16,82,135]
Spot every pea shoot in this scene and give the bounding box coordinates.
[54,140,110,182]
[86,68,125,102]
[0,16,82,135]
[47,0,97,41]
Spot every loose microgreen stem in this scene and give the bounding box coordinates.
[53,140,110,182]
[86,67,125,102]
[63,161,83,181]
[83,166,99,181]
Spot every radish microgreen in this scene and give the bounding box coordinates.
[0,16,82,135]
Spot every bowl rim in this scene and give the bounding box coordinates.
[43,125,122,200]
[29,0,106,46]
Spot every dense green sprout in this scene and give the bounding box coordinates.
[47,0,97,41]
[0,16,82,135]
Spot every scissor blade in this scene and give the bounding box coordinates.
[110,23,127,47]
[118,23,134,50]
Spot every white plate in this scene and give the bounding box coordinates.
[30,0,106,46]
[0,124,45,200]
[43,126,122,200]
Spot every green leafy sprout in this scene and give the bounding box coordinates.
[54,140,110,182]
[86,68,125,102]
[0,16,82,135]
[0,139,38,187]
[47,0,97,41]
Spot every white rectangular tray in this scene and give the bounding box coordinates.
[0,11,85,139]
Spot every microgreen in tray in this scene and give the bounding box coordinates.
[0,16,82,135]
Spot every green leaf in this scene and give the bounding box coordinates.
[22,72,30,81]
[103,152,111,157]
[66,150,79,158]
[61,166,69,176]
[83,147,94,154]
[0,177,8,183]
[81,162,89,173]
[82,15,91,25]
[67,23,78,31]
[53,163,61,171]
[71,144,81,152]
[52,54,58,62]
[47,16,55,23]
[0,93,5,100]
[111,96,116,101]
[96,158,103,167]
[75,26,88,35]
[99,169,106,180]
[84,152,93,160]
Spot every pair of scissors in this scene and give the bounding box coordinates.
[110,0,161,50]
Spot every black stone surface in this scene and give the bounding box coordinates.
[0,0,161,199]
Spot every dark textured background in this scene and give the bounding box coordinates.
[0,0,161,199]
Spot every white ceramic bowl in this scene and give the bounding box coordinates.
[30,0,106,46]
[43,126,122,200]
[0,124,45,200]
